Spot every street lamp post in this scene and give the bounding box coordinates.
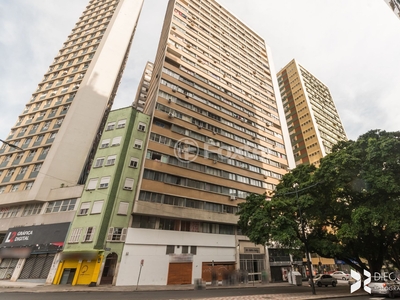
[293,182,316,295]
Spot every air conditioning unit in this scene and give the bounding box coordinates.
[213,159,217,164]
[197,124,202,129]
[63,71,68,75]
[168,98,172,103]
[230,196,236,201]
[172,87,177,93]
[252,136,256,140]
[168,112,174,118]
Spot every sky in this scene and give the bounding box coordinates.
[0,0,399,142]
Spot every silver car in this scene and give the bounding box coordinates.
[313,274,338,287]
[368,279,400,298]
[331,271,350,280]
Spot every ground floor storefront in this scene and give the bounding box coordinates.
[0,223,69,283]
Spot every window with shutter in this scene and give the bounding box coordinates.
[91,200,104,214]
[87,178,98,190]
[133,139,143,149]
[123,178,134,190]
[82,227,95,242]
[78,202,90,215]
[106,155,116,166]
[107,227,114,241]
[129,157,139,168]
[121,228,127,241]
[111,136,121,146]
[117,119,126,128]
[68,228,82,243]
[117,202,129,215]
[99,176,110,188]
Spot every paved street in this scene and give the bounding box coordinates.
[0,280,369,300]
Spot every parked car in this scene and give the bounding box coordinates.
[368,279,400,298]
[331,271,350,280]
[312,274,338,287]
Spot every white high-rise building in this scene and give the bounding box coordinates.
[0,0,144,283]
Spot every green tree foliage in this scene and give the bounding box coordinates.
[237,130,400,274]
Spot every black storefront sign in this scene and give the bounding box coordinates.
[0,223,70,258]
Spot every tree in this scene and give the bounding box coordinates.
[237,130,400,275]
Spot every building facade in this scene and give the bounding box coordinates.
[54,107,150,286]
[116,0,293,286]
[0,0,144,283]
[384,0,400,19]
[133,62,154,112]
[277,59,347,167]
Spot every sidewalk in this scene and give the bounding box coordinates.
[0,280,365,299]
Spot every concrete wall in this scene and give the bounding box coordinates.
[116,228,236,286]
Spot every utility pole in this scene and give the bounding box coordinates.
[293,183,316,295]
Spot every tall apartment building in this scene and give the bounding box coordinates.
[133,62,154,112]
[0,0,144,283]
[277,59,347,167]
[116,0,293,286]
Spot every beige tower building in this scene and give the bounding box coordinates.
[277,59,347,167]
[0,0,144,283]
[116,0,293,286]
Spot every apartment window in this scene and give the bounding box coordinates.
[42,122,50,130]
[11,184,20,192]
[82,227,95,242]
[106,122,115,131]
[190,246,197,255]
[49,132,57,139]
[100,139,110,148]
[6,169,15,177]
[0,186,6,194]
[28,150,37,157]
[116,119,126,128]
[123,178,134,190]
[111,136,121,146]
[166,245,175,254]
[68,228,82,243]
[41,147,50,156]
[33,164,42,172]
[24,182,34,190]
[14,152,23,161]
[23,138,32,145]
[106,155,116,166]
[19,166,28,175]
[55,118,64,126]
[87,178,98,190]
[91,200,104,214]
[99,176,110,188]
[36,135,44,142]
[61,86,69,93]
[117,202,129,215]
[182,246,189,254]
[94,157,104,168]
[129,157,139,168]
[45,198,76,213]
[138,122,146,132]
[134,139,143,149]
[22,203,43,216]
[107,227,127,241]
[79,202,90,215]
